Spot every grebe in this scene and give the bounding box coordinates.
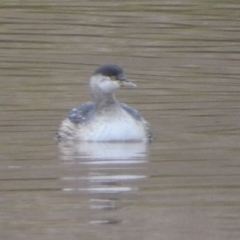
[57,64,152,142]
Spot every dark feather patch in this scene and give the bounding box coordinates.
[94,64,124,78]
[68,102,96,124]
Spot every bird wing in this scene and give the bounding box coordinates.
[121,103,152,142]
[120,103,142,121]
[67,101,96,124]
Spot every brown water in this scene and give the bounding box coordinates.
[1,1,240,240]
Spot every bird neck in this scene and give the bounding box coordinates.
[92,90,118,109]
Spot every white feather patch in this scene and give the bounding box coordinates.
[77,110,146,142]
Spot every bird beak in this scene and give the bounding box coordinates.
[117,75,137,88]
[121,80,137,88]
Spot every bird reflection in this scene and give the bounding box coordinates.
[58,141,147,161]
[58,142,148,225]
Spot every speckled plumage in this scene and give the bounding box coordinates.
[57,64,152,142]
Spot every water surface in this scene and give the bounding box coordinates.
[0,1,240,240]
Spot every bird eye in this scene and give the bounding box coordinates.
[111,76,117,81]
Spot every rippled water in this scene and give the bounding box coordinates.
[1,1,240,240]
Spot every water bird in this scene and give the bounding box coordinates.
[57,64,152,142]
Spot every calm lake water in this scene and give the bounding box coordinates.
[0,1,240,240]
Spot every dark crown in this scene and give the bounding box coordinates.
[94,64,124,77]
